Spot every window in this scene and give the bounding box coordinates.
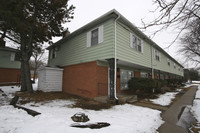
[174,63,176,69]
[140,72,148,78]
[10,53,15,61]
[130,33,143,53]
[160,74,164,80]
[91,28,98,46]
[120,69,134,90]
[167,58,170,66]
[154,49,160,61]
[87,25,104,47]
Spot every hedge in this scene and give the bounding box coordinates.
[128,78,167,94]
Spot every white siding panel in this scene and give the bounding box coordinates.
[38,67,63,92]
[98,25,104,44]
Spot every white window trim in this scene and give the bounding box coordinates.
[130,32,144,53]
[86,25,104,47]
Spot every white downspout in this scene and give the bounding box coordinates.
[114,15,120,100]
[151,45,154,79]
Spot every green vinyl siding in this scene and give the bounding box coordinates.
[152,49,183,76]
[48,12,183,77]
[116,22,151,68]
[115,22,183,76]
[0,51,20,69]
[49,19,115,66]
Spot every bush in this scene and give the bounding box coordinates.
[166,79,184,88]
[128,78,166,98]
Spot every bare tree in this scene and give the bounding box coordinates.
[179,19,200,68]
[142,0,200,65]
[143,0,199,32]
[30,44,47,82]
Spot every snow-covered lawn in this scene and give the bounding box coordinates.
[0,85,164,133]
[150,91,179,106]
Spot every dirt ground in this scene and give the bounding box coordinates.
[14,85,194,112]
[16,91,113,110]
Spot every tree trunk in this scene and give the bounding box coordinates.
[20,60,26,91]
[20,33,33,93]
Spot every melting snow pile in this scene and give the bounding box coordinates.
[191,84,200,122]
[150,92,179,106]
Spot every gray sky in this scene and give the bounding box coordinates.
[57,0,188,67]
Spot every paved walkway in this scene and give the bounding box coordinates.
[158,86,198,133]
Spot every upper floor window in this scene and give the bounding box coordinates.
[154,49,160,61]
[130,33,143,53]
[167,58,170,66]
[91,28,98,46]
[87,25,104,47]
[174,63,176,69]
[10,53,15,61]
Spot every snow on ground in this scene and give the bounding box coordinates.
[0,84,164,133]
[150,91,179,106]
[192,81,200,84]
[191,84,200,122]
[183,81,200,88]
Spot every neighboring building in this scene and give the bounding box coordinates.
[47,9,184,99]
[184,69,190,82]
[0,41,21,86]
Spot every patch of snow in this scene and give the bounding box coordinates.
[191,100,200,122]
[195,85,200,99]
[191,85,200,122]
[150,92,179,106]
[32,78,38,91]
[0,99,164,133]
[192,81,200,84]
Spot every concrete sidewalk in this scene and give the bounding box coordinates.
[158,86,198,133]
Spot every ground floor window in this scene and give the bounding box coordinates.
[120,69,134,90]
[140,72,148,78]
[160,73,164,80]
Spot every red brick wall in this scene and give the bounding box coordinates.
[62,61,109,98]
[96,65,108,96]
[0,68,20,85]
[134,71,140,78]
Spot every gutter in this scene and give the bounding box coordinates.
[114,15,120,103]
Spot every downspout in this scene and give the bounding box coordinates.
[151,45,154,79]
[114,15,120,103]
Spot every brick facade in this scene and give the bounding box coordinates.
[61,61,153,98]
[0,68,20,86]
[62,61,109,98]
[134,71,141,78]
